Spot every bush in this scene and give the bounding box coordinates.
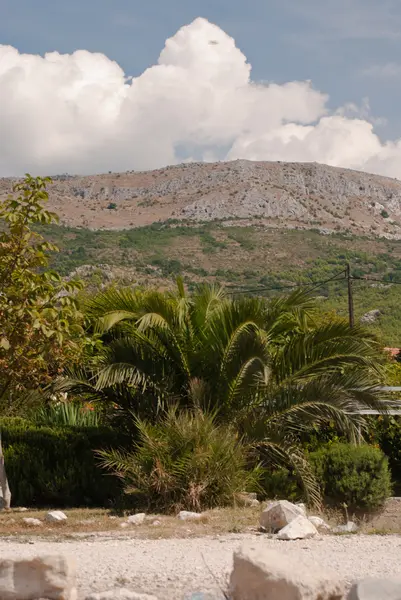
[309,443,391,510]
[1,418,126,507]
[98,408,263,512]
[260,467,302,503]
[367,416,401,494]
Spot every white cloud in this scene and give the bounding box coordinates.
[1,17,401,178]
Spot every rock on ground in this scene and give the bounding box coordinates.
[46,511,68,523]
[260,500,305,532]
[22,517,42,527]
[347,578,401,600]
[177,511,203,521]
[308,516,331,531]
[230,544,345,600]
[0,554,76,600]
[276,515,318,540]
[127,514,146,526]
[333,522,358,534]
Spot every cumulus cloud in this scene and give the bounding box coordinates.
[1,17,401,177]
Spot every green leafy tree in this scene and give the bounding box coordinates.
[0,175,88,412]
[59,281,388,505]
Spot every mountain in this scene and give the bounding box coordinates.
[2,160,401,237]
[3,160,401,344]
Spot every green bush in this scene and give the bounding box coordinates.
[260,467,302,503]
[367,416,401,494]
[309,443,392,510]
[1,418,126,507]
[98,408,263,512]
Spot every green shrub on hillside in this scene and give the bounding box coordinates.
[0,418,126,507]
[309,443,391,510]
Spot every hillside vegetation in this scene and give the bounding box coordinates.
[39,221,401,345]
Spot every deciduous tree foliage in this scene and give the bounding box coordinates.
[0,175,87,412]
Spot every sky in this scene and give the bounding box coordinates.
[2,0,401,177]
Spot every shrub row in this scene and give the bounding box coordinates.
[0,418,127,507]
[262,443,392,511]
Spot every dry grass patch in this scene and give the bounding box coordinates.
[0,506,262,539]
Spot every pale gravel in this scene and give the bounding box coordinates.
[1,534,401,599]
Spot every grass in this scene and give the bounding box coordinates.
[1,502,399,539]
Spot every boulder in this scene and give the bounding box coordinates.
[46,511,68,523]
[348,578,401,600]
[177,511,203,521]
[308,516,331,531]
[85,591,157,600]
[22,517,42,527]
[229,545,344,600]
[277,515,318,540]
[333,521,358,534]
[127,513,146,525]
[0,555,76,600]
[259,500,305,532]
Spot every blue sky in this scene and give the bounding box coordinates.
[3,0,401,136]
[2,0,401,177]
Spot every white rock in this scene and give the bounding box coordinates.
[85,591,158,600]
[333,521,358,534]
[277,515,318,540]
[296,503,307,516]
[259,500,305,532]
[347,578,401,600]
[177,511,203,521]
[127,513,146,525]
[230,545,344,600]
[120,522,129,529]
[0,554,77,600]
[308,516,331,531]
[152,520,161,526]
[22,517,43,527]
[46,511,68,523]
[15,507,28,512]
[250,499,260,507]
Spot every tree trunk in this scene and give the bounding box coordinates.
[0,432,11,509]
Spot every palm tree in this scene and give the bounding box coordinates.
[57,280,388,503]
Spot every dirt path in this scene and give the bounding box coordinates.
[1,533,401,599]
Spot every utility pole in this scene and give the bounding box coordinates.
[346,263,354,328]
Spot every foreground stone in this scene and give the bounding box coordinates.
[347,578,401,599]
[259,500,305,533]
[277,515,318,540]
[127,513,146,525]
[85,590,158,600]
[46,511,68,523]
[177,511,203,521]
[0,555,76,600]
[230,545,344,600]
[22,517,42,527]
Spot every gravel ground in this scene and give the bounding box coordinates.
[1,534,401,599]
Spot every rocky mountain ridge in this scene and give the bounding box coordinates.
[2,160,401,237]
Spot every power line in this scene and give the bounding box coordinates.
[225,269,346,295]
